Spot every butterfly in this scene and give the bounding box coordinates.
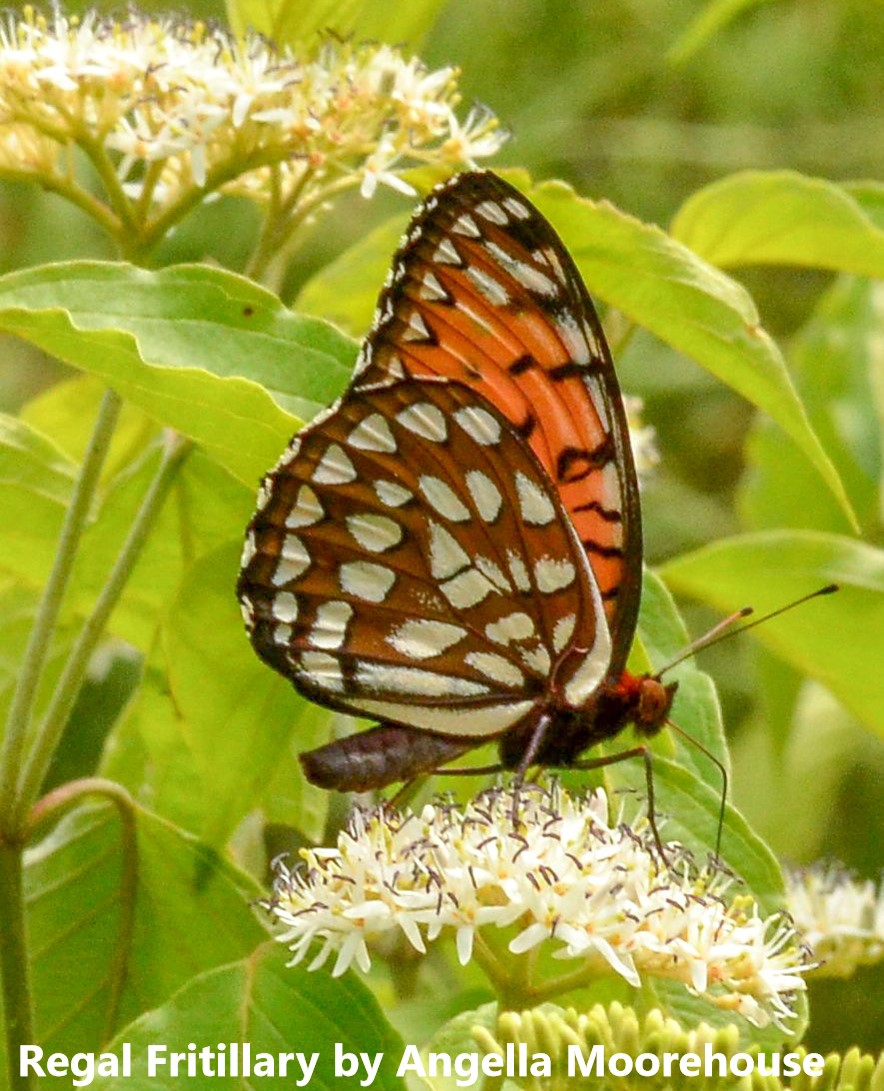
[237,171,677,797]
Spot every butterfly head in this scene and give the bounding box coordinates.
[604,671,678,739]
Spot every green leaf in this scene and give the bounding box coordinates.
[660,531,884,739]
[227,0,446,50]
[513,172,854,529]
[739,276,882,536]
[0,413,75,585]
[631,567,728,780]
[22,373,161,486]
[610,756,784,911]
[671,170,884,276]
[0,261,355,484]
[25,802,264,1056]
[102,543,331,846]
[0,424,256,652]
[92,943,405,1091]
[296,212,410,336]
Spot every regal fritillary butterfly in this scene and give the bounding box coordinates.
[237,171,676,792]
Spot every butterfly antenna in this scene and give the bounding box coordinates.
[658,583,839,676]
[666,719,728,861]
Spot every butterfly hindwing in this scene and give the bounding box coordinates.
[238,377,612,740]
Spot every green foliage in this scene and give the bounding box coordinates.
[0,263,355,483]
[23,803,264,1057]
[1,0,882,1082]
[227,0,446,51]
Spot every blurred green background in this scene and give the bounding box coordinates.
[1,0,881,1052]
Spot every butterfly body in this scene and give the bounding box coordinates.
[238,171,672,793]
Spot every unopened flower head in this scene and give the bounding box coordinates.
[786,863,884,977]
[267,783,812,1031]
[623,394,659,478]
[0,8,505,229]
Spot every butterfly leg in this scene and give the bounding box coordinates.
[570,745,668,865]
[300,724,473,793]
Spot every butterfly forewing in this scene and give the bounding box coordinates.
[238,377,611,740]
[354,172,641,674]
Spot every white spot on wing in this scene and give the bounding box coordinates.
[599,462,621,510]
[386,353,407,379]
[313,444,356,484]
[585,375,610,430]
[515,471,556,526]
[453,405,501,446]
[503,196,531,220]
[272,591,299,623]
[346,512,403,553]
[273,537,310,584]
[555,311,591,365]
[534,557,576,593]
[440,567,495,609]
[428,521,470,579]
[507,552,532,592]
[418,271,449,302]
[356,662,488,698]
[348,413,397,453]
[311,601,353,650]
[452,213,480,237]
[485,612,535,644]
[465,471,502,522]
[345,697,533,737]
[396,402,448,442]
[485,240,558,298]
[240,530,256,566]
[466,265,510,306]
[300,650,345,693]
[434,237,462,265]
[521,644,552,675]
[285,484,324,527]
[388,619,467,660]
[403,310,432,342]
[340,560,395,602]
[374,479,413,508]
[475,555,512,592]
[419,475,471,522]
[475,199,509,224]
[553,613,577,653]
[465,651,524,688]
[563,646,610,706]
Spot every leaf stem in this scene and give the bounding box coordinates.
[0,389,122,838]
[12,432,193,826]
[0,840,36,1091]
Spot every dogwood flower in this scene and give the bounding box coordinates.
[786,863,884,977]
[0,7,506,257]
[268,783,812,1031]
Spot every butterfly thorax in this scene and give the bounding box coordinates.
[497,673,678,769]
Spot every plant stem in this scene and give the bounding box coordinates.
[0,389,122,838]
[0,841,35,1090]
[12,432,193,826]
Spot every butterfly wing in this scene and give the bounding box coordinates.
[237,377,612,740]
[354,171,642,675]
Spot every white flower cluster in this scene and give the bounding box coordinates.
[0,8,504,206]
[786,864,884,977]
[623,395,660,478]
[269,784,811,1031]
